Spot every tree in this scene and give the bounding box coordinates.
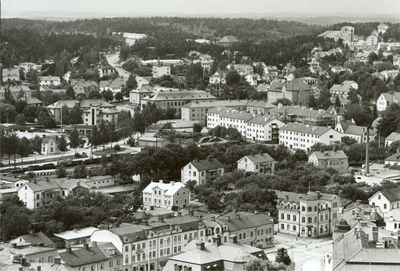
[244,258,268,271]
[132,111,146,134]
[275,247,291,265]
[23,105,38,123]
[57,136,68,153]
[30,135,43,154]
[69,104,83,124]
[273,98,291,106]
[66,86,75,99]
[43,116,56,128]
[377,103,400,137]
[73,164,88,178]
[226,70,241,86]
[55,165,67,178]
[115,92,123,101]
[15,100,27,114]
[87,90,102,99]
[15,114,26,125]
[69,127,81,154]
[122,74,138,96]
[193,123,203,133]
[101,89,114,102]
[17,137,32,163]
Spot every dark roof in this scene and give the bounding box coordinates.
[218,35,239,43]
[285,78,312,91]
[11,232,55,247]
[217,213,273,231]
[59,243,121,267]
[238,153,275,164]
[310,150,348,160]
[190,158,225,171]
[379,188,400,202]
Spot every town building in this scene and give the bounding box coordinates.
[267,78,312,105]
[181,100,248,126]
[10,231,56,248]
[18,96,44,107]
[181,158,225,186]
[141,88,217,115]
[245,73,260,86]
[71,80,99,94]
[17,178,90,209]
[269,105,335,126]
[0,85,32,101]
[142,180,190,209]
[99,77,125,95]
[335,120,373,143]
[329,80,358,98]
[279,123,342,152]
[209,70,226,84]
[318,26,354,43]
[129,84,155,106]
[237,153,276,174]
[90,216,205,271]
[332,224,400,271]
[246,100,276,115]
[41,136,59,155]
[53,227,99,248]
[2,68,20,82]
[308,150,349,174]
[39,76,61,86]
[58,242,122,271]
[381,69,399,81]
[369,188,400,213]
[385,132,400,146]
[152,65,171,78]
[207,107,253,137]
[276,190,340,238]
[245,116,285,143]
[383,209,400,232]
[376,92,400,111]
[163,237,267,271]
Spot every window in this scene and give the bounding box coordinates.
[281,224,284,229]
[125,246,129,252]
[293,215,296,221]
[101,263,105,269]
[302,217,305,223]
[378,195,381,199]
[109,261,113,267]
[293,225,296,231]
[308,217,312,223]
[132,244,135,250]
[384,204,387,209]
[281,213,284,219]
[287,214,290,220]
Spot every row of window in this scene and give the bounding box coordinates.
[81,260,120,271]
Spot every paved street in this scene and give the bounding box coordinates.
[266,233,333,271]
[106,53,132,80]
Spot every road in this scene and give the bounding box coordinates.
[105,53,132,80]
[265,233,333,271]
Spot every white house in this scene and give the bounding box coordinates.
[376,92,400,112]
[308,150,349,174]
[369,188,400,213]
[39,76,61,86]
[237,153,276,174]
[279,123,342,152]
[384,209,400,232]
[41,137,59,155]
[207,107,253,137]
[181,158,225,186]
[152,65,171,78]
[142,180,190,209]
[385,132,400,146]
[335,120,373,143]
[245,73,260,86]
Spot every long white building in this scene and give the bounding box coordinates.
[279,122,342,152]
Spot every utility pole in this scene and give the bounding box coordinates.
[366,126,370,175]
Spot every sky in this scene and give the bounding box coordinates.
[3,0,400,17]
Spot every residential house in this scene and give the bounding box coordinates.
[142,180,190,209]
[308,150,349,174]
[279,123,342,152]
[39,76,61,86]
[264,65,279,76]
[209,70,226,84]
[18,96,44,107]
[129,84,155,106]
[152,65,171,78]
[332,224,400,271]
[245,73,260,86]
[41,137,59,155]
[384,209,400,232]
[384,152,400,166]
[17,178,90,209]
[59,243,122,271]
[368,188,400,213]
[269,105,335,126]
[2,68,20,82]
[277,190,340,237]
[393,55,400,68]
[198,54,213,70]
[355,51,370,63]
[10,231,56,248]
[181,100,248,126]
[46,100,80,123]
[329,80,358,98]
[335,120,373,143]
[256,83,269,92]
[385,132,400,146]
[0,85,32,100]
[381,69,399,81]
[281,63,296,76]
[181,158,225,186]
[231,64,254,76]
[141,88,217,115]
[376,92,400,111]
[53,227,99,248]
[237,153,276,174]
[307,58,321,73]
[71,80,99,94]
[90,216,206,271]
[245,116,285,143]
[378,23,389,34]
[331,66,347,73]
[97,65,114,78]
[218,35,239,47]
[20,62,40,72]
[268,78,312,105]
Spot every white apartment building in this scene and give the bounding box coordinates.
[142,180,190,209]
[152,65,171,78]
[181,158,225,186]
[246,116,285,142]
[207,107,252,136]
[279,122,342,152]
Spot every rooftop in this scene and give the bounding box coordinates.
[279,122,334,136]
[53,227,98,241]
[142,181,187,196]
[189,158,225,171]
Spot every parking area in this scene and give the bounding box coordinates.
[265,232,333,271]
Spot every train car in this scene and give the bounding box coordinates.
[25,169,57,176]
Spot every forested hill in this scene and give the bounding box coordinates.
[1,17,324,42]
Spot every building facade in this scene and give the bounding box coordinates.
[308,150,349,174]
[142,180,190,209]
[237,153,276,174]
[181,158,225,186]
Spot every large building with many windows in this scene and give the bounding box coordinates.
[279,122,342,152]
[276,191,340,238]
[142,180,190,209]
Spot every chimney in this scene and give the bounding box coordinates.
[84,243,89,250]
[171,181,175,186]
[372,227,378,242]
[159,180,163,184]
[178,211,182,217]
[229,235,238,244]
[67,247,72,253]
[196,241,205,250]
[189,209,194,216]
[37,266,41,271]
[158,216,164,222]
[285,195,289,201]
[213,235,222,246]
[316,191,320,199]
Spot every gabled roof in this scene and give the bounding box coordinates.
[79,99,113,108]
[370,188,400,202]
[217,213,273,231]
[269,105,333,119]
[246,100,275,109]
[10,231,55,247]
[238,153,275,164]
[24,178,90,193]
[59,243,121,267]
[384,153,400,163]
[189,158,225,171]
[218,35,239,43]
[47,100,79,109]
[246,116,280,126]
[53,227,98,241]
[142,181,188,196]
[386,132,400,142]
[310,150,348,160]
[19,96,43,105]
[285,78,312,91]
[39,76,61,82]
